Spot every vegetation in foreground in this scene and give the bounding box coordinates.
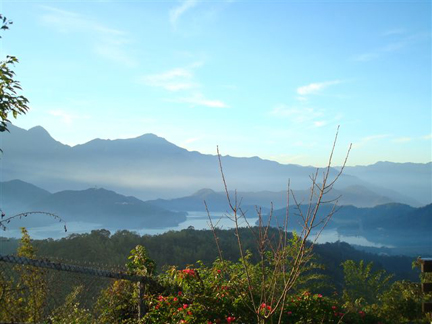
[1,228,431,323]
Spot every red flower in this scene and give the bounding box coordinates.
[331,306,337,310]
[182,269,196,276]
[183,304,188,309]
[226,316,236,323]
[178,291,182,296]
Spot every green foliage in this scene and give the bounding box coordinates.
[95,279,138,323]
[0,15,29,133]
[342,260,393,305]
[1,230,429,323]
[0,228,47,323]
[49,286,93,324]
[127,245,156,277]
[379,280,424,323]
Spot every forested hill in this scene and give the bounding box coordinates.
[266,203,432,232]
[0,227,418,291]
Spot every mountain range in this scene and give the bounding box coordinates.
[0,179,186,230]
[0,124,430,207]
[148,185,402,212]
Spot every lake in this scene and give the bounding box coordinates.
[1,211,388,248]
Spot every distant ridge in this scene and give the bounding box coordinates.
[0,179,186,229]
[1,124,429,206]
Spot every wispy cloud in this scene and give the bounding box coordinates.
[40,5,136,67]
[170,0,199,27]
[172,93,229,108]
[353,134,391,149]
[184,137,201,144]
[353,42,406,62]
[296,80,341,96]
[313,121,327,128]
[48,109,90,125]
[352,32,428,62]
[422,133,432,140]
[141,62,229,108]
[393,137,413,143]
[382,28,406,37]
[141,68,198,91]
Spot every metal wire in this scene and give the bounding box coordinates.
[0,254,151,323]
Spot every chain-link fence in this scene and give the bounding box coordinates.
[0,254,150,323]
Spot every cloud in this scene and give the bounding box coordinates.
[142,63,229,108]
[40,5,136,67]
[141,67,199,91]
[393,137,413,143]
[352,32,428,62]
[382,28,406,37]
[173,93,229,108]
[313,121,327,128]
[48,109,89,125]
[353,134,391,149]
[170,0,199,27]
[422,134,432,140]
[353,42,407,62]
[296,80,341,96]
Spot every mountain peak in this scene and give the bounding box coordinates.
[192,188,217,197]
[28,125,52,138]
[134,133,169,143]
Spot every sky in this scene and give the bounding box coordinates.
[1,0,431,166]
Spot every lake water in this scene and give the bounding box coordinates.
[0,211,387,248]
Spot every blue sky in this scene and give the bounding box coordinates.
[2,0,431,166]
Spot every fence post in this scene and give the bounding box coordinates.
[138,279,146,320]
[418,258,432,314]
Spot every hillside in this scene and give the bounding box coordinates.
[0,180,186,229]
